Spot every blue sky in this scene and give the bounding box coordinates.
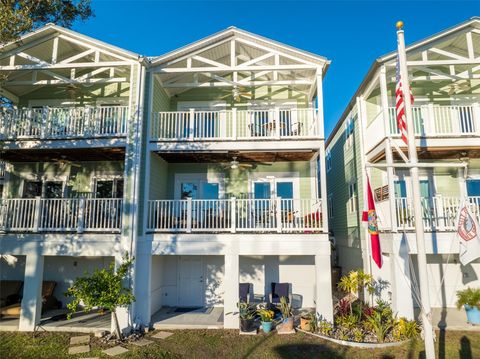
[72,1,479,137]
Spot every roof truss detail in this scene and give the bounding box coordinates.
[153,35,323,96]
[0,30,134,93]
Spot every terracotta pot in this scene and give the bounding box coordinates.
[300,317,311,331]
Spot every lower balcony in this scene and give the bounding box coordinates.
[0,198,123,233]
[392,196,480,231]
[147,198,324,233]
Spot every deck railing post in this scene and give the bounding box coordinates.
[436,195,445,231]
[33,197,42,232]
[276,197,282,233]
[78,197,86,233]
[472,102,480,135]
[427,104,435,136]
[230,197,236,233]
[189,109,195,141]
[186,197,192,233]
[41,107,48,138]
[274,107,281,139]
[232,108,237,140]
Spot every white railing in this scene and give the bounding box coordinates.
[147,197,324,233]
[0,105,129,139]
[394,196,480,231]
[0,198,123,232]
[387,104,479,137]
[150,108,319,141]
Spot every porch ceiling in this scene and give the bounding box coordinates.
[370,146,480,162]
[0,147,125,162]
[155,150,316,163]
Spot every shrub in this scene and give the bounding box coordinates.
[336,298,351,317]
[393,317,420,340]
[318,319,333,336]
[365,310,394,343]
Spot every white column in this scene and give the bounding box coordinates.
[390,237,415,320]
[316,70,324,138]
[315,254,333,322]
[19,254,44,331]
[223,254,239,329]
[132,241,152,328]
[114,254,131,334]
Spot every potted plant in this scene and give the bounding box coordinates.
[238,302,257,332]
[277,296,294,332]
[257,308,274,333]
[300,311,316,331]
[456,287,480,325]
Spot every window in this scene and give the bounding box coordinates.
[345,117,354,149]
[328,194,334,218]
[94,178,124,198]
[466,179,480,197]
[348,181,357,213]
[326,149,332,172]
[23,181,42,198]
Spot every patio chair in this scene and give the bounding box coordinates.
[239,283,252,303]
[0,281,60,318]
[268,282,292,305]
[0,280,23,308]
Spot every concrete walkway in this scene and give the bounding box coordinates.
[151,307,224,329]
[432,307,480,331]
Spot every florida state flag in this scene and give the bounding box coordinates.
[362,177,382,268]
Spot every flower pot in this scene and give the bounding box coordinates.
[465,305,480,325]
[261,321,273,333]
[282,317,294,331]
[240,318,256,332]
[300,317,311,331]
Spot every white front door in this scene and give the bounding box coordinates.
[178,257,204,307]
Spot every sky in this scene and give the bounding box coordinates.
[71,0,479,137]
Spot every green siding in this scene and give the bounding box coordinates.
[147,160,313,200]
[5,161,124,198]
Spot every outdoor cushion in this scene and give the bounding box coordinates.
[239,283,250,303]
[0,280,23,308]
[271,282,290,304]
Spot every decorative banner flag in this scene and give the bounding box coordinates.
[456,200,480,266]
[362,176,382,268]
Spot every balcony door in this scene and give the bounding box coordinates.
[467,179,480,197]
[22,180,64,198]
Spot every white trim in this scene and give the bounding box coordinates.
[176,101,227,111]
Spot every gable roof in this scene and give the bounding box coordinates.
[326,16,480,147]
[0,23,142,61]
[150,26,330,73]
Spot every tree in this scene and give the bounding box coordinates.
[65,255,135,340]
[0,0,94,45]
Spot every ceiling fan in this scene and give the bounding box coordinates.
[223,156,274,170]
[52,157,82,168]
[440,80,470,95]
[220,85,252,102]
[54,83,88,99]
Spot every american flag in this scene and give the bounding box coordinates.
[395,55,413,145]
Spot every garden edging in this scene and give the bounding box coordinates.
[297,329,411,349]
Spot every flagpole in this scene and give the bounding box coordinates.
[396,21,435,359]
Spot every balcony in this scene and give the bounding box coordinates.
[147,198,324,233]
[365,103,480,154]
[0,198,123,233]
[392,196,480,231]
[150,108,320,142]
[0,106,129,141]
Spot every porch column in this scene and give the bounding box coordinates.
[315,254,333,322]
[19,253,44,331]
[390,236,415,320]
[114,254,132,334]
[223,254,239,329]
[132,243,152,329]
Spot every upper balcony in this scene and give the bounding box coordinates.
[148,27,329,155]
[364,102,480,160]
[1,105,128,141]
[0,24,142,154]
[149,107,320,145]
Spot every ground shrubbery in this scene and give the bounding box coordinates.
[306,270,421,343]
